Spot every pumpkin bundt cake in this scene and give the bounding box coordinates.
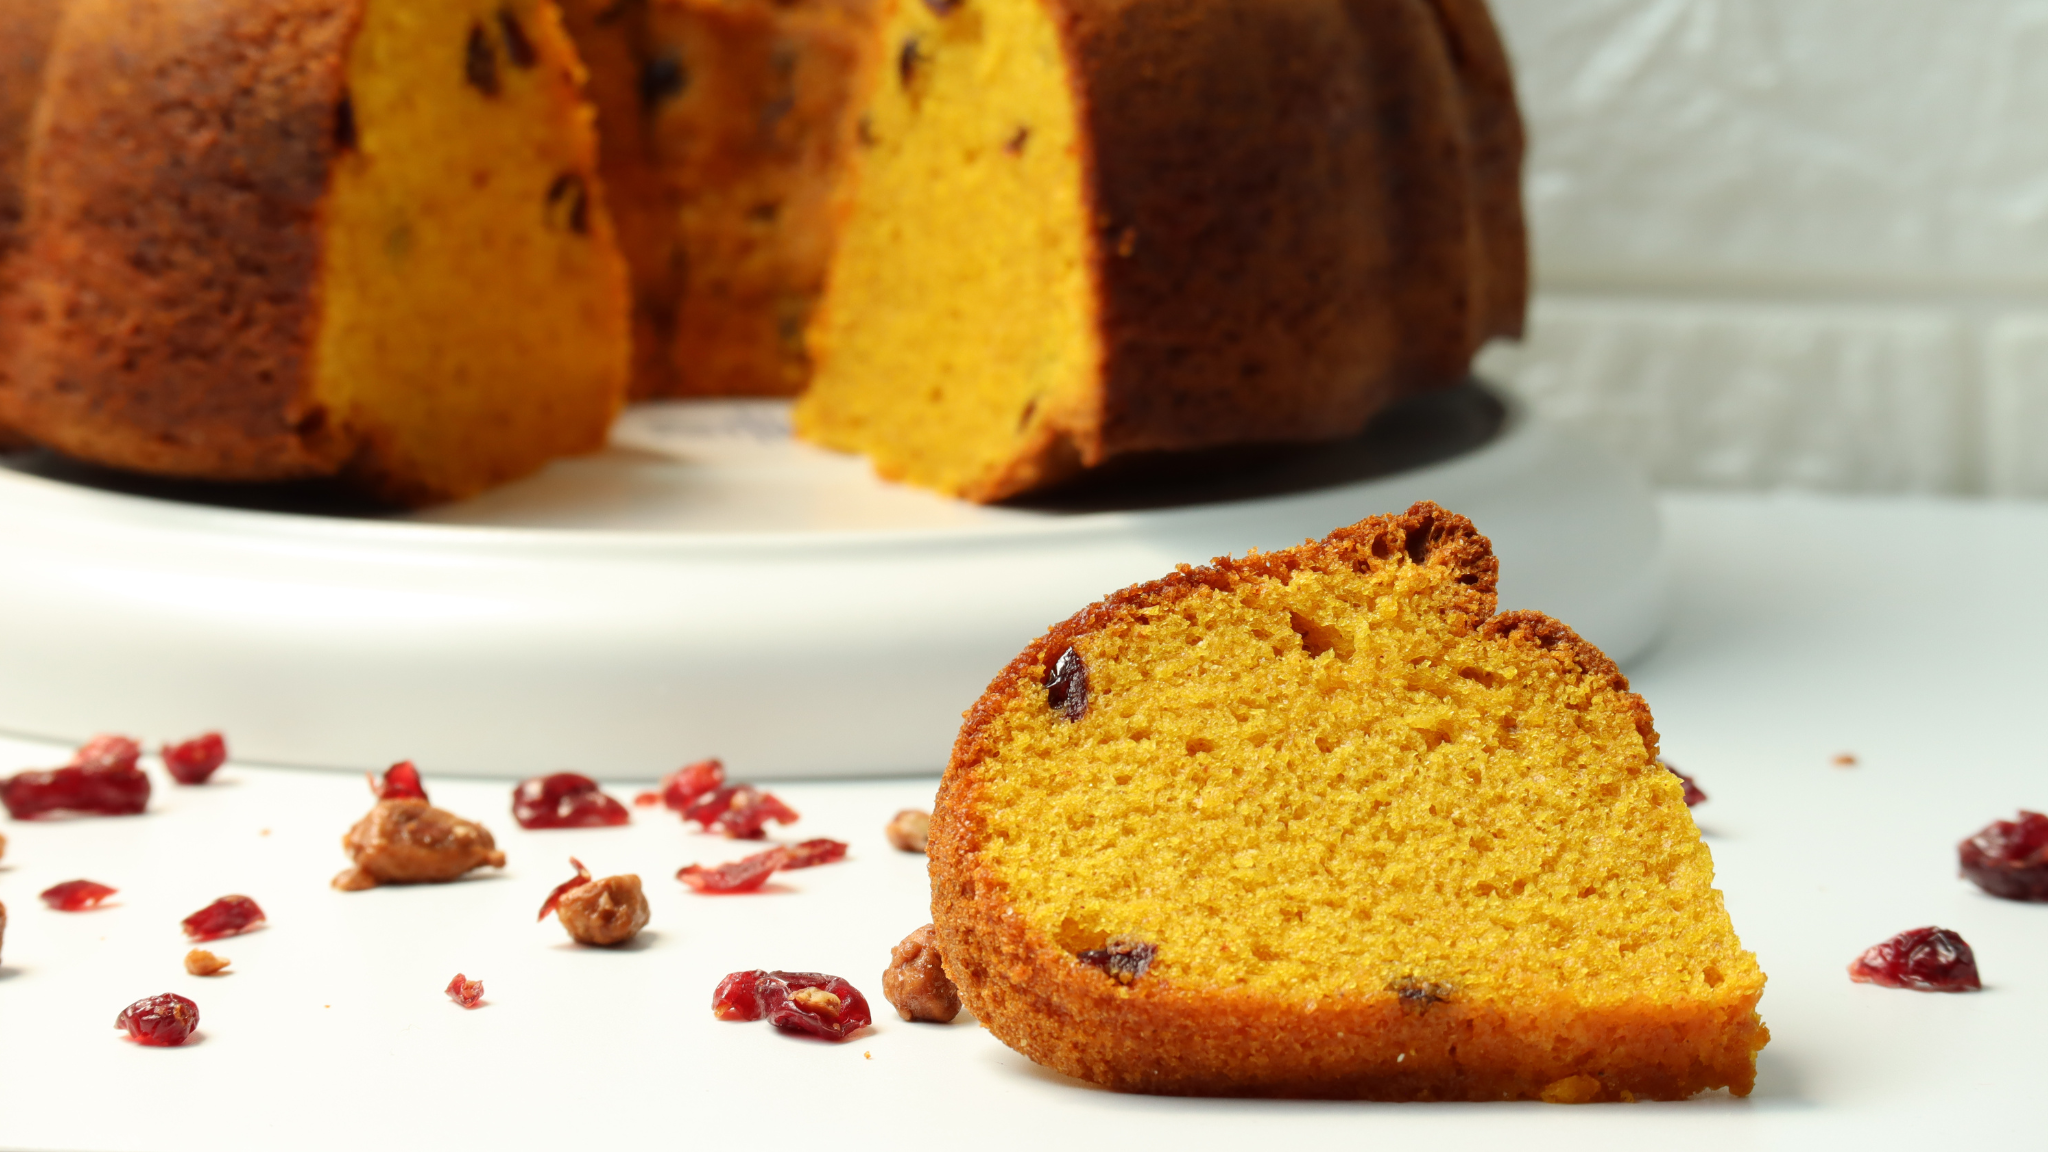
[0,0,66,449]
[1,0,630,504]
[929,503,1768,1099]
[563,0,880,398]
[796,0,1527,501]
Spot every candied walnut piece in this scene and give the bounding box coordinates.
[182,895,266,941]
[116,993,200,1046]
[2,736,150,818]
[778,838,848,869]
[637,757,725,811]
[446,973,485,1009]
[184,949,230,977]
[512,772,629,829]
[1959,810,2048,901]
[464,23,499,96]
[883,924,961,1023]
[333,799,506,890]
[713,969,770,1020]
[369,761,429,802]
[550,870,650,947]
[41,879,117,911]
[1660,760,1706,807]
[1077,935,1156,984]
[886,809,930,853]
[163,733,228,785]
[678,847,785,894]
[1849,926,1982,992]
[685,785,798,839]
[1388,976,1454,1014]
[1045,648,1088,722]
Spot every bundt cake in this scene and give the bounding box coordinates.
[0,0,66,449]
[1,0,631,504]
[928,503,1767,1099]
[795,0,1527,501]
[562,0,880,398]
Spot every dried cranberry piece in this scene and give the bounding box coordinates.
[1077,935,1158,984]
[41,879,117,911]
[512,772,630,829]
[1,736,151,818]
[713,969,770,1020]
[115,993,199,1046]
[1959,810,2048,901]
[163,733,227,785]
[685,784,799,839]
[1045,647,1088,722]
[638,758,725,811]
[537,858,594,921]
[446,973,485,1009]
[762,971,873,1041]
[1662,760,1706,807]
[181,895,265,941]
[777,838,848,869]
[678,848,785,893]
[1849,926,1982,992]
[369,761,429,802]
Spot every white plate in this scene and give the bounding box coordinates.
[0,386,1662,778]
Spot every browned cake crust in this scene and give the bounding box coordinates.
[0,0,70,448]
[927,504,1769,1099]
[1055,0,1526,466]
[3,0,357,480]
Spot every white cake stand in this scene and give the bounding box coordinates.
[0,385,1663,778]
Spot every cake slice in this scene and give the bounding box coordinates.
[795,0,1526,501]
[5,0,629,504]
[930,502,1767,1099]
[0,0,66,448]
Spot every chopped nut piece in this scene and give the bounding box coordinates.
[555,873,651,947]
[883,924,961,1023]
[333,798,506,890]
[790,986,843,1019]
[184,949,231,976]
[886,809,930,853]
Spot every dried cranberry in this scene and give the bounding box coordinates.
[369,761,428,802]
[711,970,871,1040]
[181,895,265,941]
[41,879,117,910]
[163,733,227,785]
[447,973,485,1008]
[1045,647,1088,721]
[639,758,725,811]
[764,971,872,1041]
[1662,760,1706,807]
[685,785,798,839]
[1959,810,2048,901]
[1849,926,1982,992]
[1077,935,1157,984]
[537,857,594,921]
[1,736,150,818]
[778,838,848,869]
[115,993,199,1046]
[512,772,630,829]
[713,969,770,1020]
[678,848,785,893]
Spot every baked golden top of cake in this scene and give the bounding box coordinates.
[930,502,1766,1100]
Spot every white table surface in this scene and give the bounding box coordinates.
[1,491,2044,1151]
